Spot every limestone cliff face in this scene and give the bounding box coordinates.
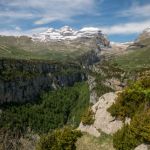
[0,59,86,104]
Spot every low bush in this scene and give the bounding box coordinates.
[113,110,150,150]
[36,127,82,150]
[113,124,139,150]
[81,108,95,125]
[108,76,150,120]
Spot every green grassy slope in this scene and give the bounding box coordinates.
[112,37,150,71]
[0,36,97,62]
[113,47,150,71]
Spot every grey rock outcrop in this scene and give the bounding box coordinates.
[79,92,128,137]
[87,75,98,104]
[104,78,124,91]
[92,92,123,134]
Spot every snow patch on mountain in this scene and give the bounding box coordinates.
[32,26,104,42]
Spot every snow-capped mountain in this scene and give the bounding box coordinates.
[32,26,104,42]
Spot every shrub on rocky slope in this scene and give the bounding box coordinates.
[108,76,150,150]
[36,127,82,150]
[81,108,95,125]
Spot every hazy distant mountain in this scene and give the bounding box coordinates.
[137,27,150,42]
[127,27,150,50]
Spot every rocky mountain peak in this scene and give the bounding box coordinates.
[46,28,55,33]
[32,26,105,42]
[136,27,150,42]
[60,26,74,32]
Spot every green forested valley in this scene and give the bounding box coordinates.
[0,82,89,135]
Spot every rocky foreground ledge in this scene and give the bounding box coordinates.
[78,91,149,150]
[78,92,124,137]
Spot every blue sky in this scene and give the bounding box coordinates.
[0,0,150,42]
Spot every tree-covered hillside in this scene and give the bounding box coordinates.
[0,82,90,149]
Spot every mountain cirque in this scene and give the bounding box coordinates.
[0,26,110,63]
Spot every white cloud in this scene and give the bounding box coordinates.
[27,27,49,34]
[1,1,150,37]
[15,26,21,31]
[0,11,34,19]
[100,20,150,35]
[0,27,49,36]
[1,20,150,37]
[34,14,72,25]
[107,3,150,35]
[119,3,150,18]
[0,0,98,25]
[33,0,97,25]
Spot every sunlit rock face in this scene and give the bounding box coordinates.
[78,92,125,137]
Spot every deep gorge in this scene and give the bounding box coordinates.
[0,58,87,104]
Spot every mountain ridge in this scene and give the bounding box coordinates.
[32,26,107,42]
